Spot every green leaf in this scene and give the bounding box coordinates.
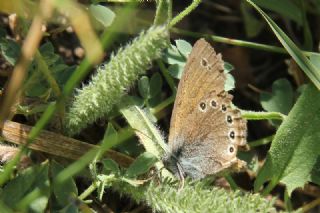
[223,62,235,91]
[58,202,78,213]
[149,72,163,97]
[51,161,78,207]
[89,4,115,29]
[162,41,188,80]
[311,157,320,186]
[25,83,50,97]
[0,162,50,212]
[25,42,76,98]
[144,107,158,123]
[224,62,234,73]
[127,95,144,107]
[119,97,173,179]
[148,94,162,107]
[125,152,158,178]
[138,76,150,99]
[260,78,294,115]
[252,0,303,25]
[163,45,186,66]
[102,159,120,175]
[225,73,235,91]
[168,64,184,79]
[310,53,320,69]
[0,38,20,65]
[119,97,165,158]
[175,39,192,58]
[254,84,320,195]
[247,0,320,90]
[239,151,259,173]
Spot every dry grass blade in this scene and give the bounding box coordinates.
[1,120,133,167]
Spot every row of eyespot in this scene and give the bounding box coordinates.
[197,99,244,155]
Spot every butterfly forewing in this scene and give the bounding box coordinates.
[169,39,225,143]
[167,39,247,179]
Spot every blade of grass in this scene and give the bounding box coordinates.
[247,0,320,90]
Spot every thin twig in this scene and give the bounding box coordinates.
[301,197,320,212]
[171,27,320,57]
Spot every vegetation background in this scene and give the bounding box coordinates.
[0,0,319,212]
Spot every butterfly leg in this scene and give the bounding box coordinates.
[177,162,185,190]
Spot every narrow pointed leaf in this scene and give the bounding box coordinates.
[247,0,320,90]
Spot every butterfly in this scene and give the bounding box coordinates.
[163,39,247,180]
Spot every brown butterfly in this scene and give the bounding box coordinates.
[163,39,247,180]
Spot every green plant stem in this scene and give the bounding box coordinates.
[262,179,278,196]
[225,175,240,191]
[241,110,286,121]
[79,181,99,200]
[249,135,274,148]
[169,0,201,28]
[154,0,164,25]
[284,189,293,211]
[157,59,176,93]
[16,187,45,211]
[23,50,62,99]
[300,0,313,50]
[168,0,172,22]
[140,17,320,57]
[150,95,174,114]
[33,51,66,123]
[171,27,320,57]
[154,0,172,26]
